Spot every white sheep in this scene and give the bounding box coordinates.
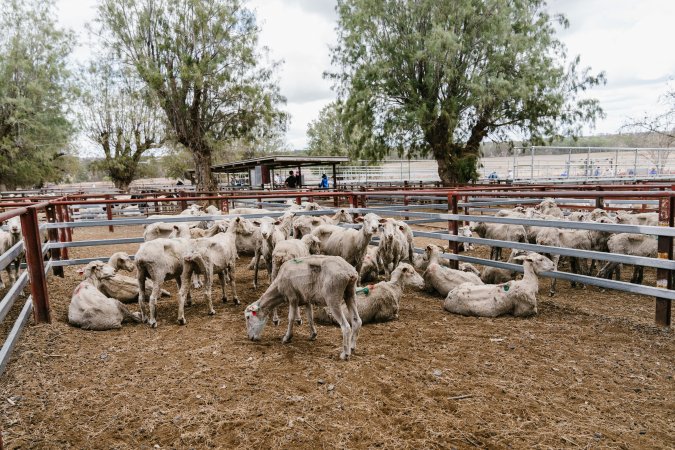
[244,255,361,360]
[536,198,564,218]
[471,221,527,260]
[135,237,192,327]
[444,252,555,317]
[255,212,294,285]
[143,222,191,241]
[320,213,382,273]
[422,245,483,297]
[108,252,135,272]
[178,224,239,324]
[359,246,380,282]
[315,263,424,325]
[615,211,658,226]
[68,261,142,330]
[229,207,273,215]
[598,233,657,284]
[480,249,528,284]
[377,218,408,277]
[292,209,353,238]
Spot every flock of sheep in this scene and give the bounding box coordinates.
[0,197,659,360]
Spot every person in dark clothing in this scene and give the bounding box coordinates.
[285,170,297,188]
[294,171,301,187]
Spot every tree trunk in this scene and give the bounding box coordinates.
[192,146,217,193]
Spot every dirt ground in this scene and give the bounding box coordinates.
[0,224,673,449]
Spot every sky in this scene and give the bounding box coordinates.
[56,0,675,151]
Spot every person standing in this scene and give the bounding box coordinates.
[285,170,297,188]
[319,173,329,189]
[294,170,302,187]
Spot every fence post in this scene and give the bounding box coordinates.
[179,191,188,211]
[447,192,459,270]
[45,205,64,278]
[20,206,51,324]
[403,195,409,221]
[655,191,674,327]
[62,202,73,240]
[104,194,114,232]
[55,204,69,260]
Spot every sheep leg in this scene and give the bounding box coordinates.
[136,267,147,323]
[227,264,240,305]
[281,298,298,344]
[148,279,162,328]
[253,251,261,289]
[266,256,273,284]
[305,304,317,341]
[329,304,352,361]
[548,254,559,297]
[204,268,215,316]
[0,271,5,289]
[177,269,191,325]
[118,301,142,323]
[271,307,281,326]
[192,272,202,289]
[218,271,227,303]
[344,289,362,354]
[270,262,279,282]
[293,305,303,326]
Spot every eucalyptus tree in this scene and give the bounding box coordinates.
[98,0,287,192]
[329,0,606,184]
[0,0,75,189]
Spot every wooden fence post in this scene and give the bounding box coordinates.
[20,206,51,324]
[448,192,459,270]
[655,192,674,327]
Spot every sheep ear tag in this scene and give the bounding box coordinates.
[503,284,510,292]
[291,258,303,264]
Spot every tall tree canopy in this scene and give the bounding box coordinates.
[0,0,75,189]
[329,0,605,185]
[98,0,288,192]
[80,58,165,192]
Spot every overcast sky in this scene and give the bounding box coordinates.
[56,0,675,151]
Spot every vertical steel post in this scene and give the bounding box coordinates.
[530,146,534,181]
[403,195,409,221]
[20,206,51,323]
[655,191,674,327]
[448,192,459,270]
[633,148,638,181]
[105,194,114,232]
[45,205,64,278]
[55,204,68,260]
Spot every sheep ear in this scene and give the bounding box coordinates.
[399,225,405,231]
[378,218,387,224]
[355,217,363,223]
[274,220,281,225]
[512,255,528,262]
[252,220,261,226]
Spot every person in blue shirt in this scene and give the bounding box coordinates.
[487,170,499,181]
[319,173,329,189]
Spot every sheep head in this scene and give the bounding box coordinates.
[245,302,268,341]
[83,261,115,280]
[6,217,20,236]
[393,263,424,290]
[512,253,554,274]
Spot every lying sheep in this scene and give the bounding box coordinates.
[598,233,657,284]
[444,253,554,317]
[422,245,483,297]
[68,261,142,330]
[108,252,135,272]
[244,255,361,360]
[615,211,658,226]
[85,257,170,304]
[315,263,424,325]
[410,251,479,275]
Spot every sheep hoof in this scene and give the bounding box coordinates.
[308,332,317,341]
[295,319,303,326]
[222,296,228,304]
[272,318,280,326]
[149,319,157,328]
[339,352,349,361]
[548,291,555,297]
[233,298,240,305]
[208,309,215,316]
[178,317,186,325]
[282,335,292,344]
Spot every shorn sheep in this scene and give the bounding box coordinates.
[244,255,361,360]
[320,213,382,273]
[68,261,142,330]
[471,221,527,260]
[0,217,22,289]
[598,233,657,284]
[422,245,483,297]
[314,263,424,325]
[444,252,555,318]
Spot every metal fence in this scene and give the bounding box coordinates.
[0,188,673,377]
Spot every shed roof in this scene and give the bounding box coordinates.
[198,155,349,174]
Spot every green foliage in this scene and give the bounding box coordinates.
[160,144,193,180]
[79,56,165,192]
[0,0,75,189]
[306,102,353,158]
[97,0,288,191]
[329,0,605,185]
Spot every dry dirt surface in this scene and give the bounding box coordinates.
[0,225,673,449]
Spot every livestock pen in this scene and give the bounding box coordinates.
[0,188,673,448]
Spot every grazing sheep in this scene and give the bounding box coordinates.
[178,224,239,325]
[480,249,528,284]
[422,245,483,297]
[135,237,192,327]
[598,233,657,284]
[68,262,142,330]
[269,234,322,325]
[444,253,555,317]
[615,211,658,226]
[471,221,527,260]
[321,213,382,273]
[244,255,361,360]
[315,263,424,325]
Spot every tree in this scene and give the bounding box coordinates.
[622,86,675,173]
[306,102,352,158]
[80,59,165,191]
[329,0,605,185]
[97,0,288,192]
[0,0,75,190]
